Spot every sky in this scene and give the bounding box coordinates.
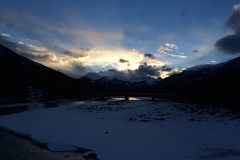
[1,0,240,78]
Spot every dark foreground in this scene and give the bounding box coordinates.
[0,129,85,160]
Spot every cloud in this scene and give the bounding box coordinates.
[136,63,162,77]
[97,63,182,80]
[71,62,90,76]
[0,34,57,62]
[0,34,78,75]
[215,4,240,54]
[158,66,182,78]
[0,10,167,73]
[165,43,179,50]
[211,60,217,63]
[79,30,124,47]
[0,34,11,42]
[133,64,182,79]
[62,48,90,58]
[0,7,183,79]
[0,10,126,50]
[157,42,187,59]
[0,10,171,78]
[158,43,178,53]
[234,4,240,11]
[98,69,126,79]
[163,53,187,59]
[226,9,240,33]
[64,47,166,71]
[1,33,11,37]
[215,34,240,54]
[0,33,168,78]
[119,58,130,65]
[144,53,156,59]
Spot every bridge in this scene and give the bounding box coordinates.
[74,92,182,101]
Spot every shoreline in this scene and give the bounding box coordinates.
[0,127,97,160]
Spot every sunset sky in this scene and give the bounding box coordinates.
[1,0,240,78]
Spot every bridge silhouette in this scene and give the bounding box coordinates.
[74,92,181,101]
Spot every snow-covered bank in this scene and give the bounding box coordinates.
[0,100,240,160]
[0,129,86,160]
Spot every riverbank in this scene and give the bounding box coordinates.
[0,128,86,160]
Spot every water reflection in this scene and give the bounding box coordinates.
[0,97,151,116]
[110,97,142,101]
[0,101,66,116]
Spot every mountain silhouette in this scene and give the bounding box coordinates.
[0,44,76,101]
[158,57,240,106]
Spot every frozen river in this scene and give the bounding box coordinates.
[0,98,240,160]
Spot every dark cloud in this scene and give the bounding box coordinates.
[136,63,160,77]
[160,65,175,72]
[0,11,76,50]
[119,58,129,64]
[62,49,87,58]
[94,63,182,81]
[63,50,74,56]
[215,34,240,54]
[61,62,90,78]
[61,62,91,78]
[0,34,11,42]
[21,52,53,61]
[226,11,240,33]
[215,7,240,54]
[99,69,126,79]
[0,34,55,61]
[144,53,156,59]
[72,63,89,76]
[0,34,25,50]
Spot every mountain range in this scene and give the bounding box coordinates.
[158,57,240,106]
[1,43,240,106]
